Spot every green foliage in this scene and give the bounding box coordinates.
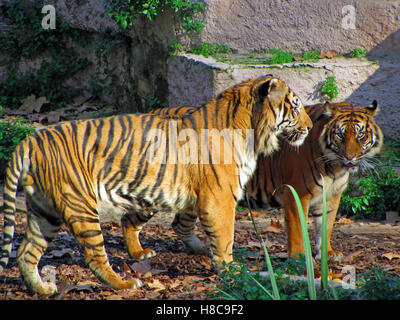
[302,50,320,61]
[90,29,131,101]
[170,41,184,55]
[211,185,336,300]
[339,141,400,220]
[321,76,339,100]
[0,119,35,179]
[212,261,310,300]
[0,0,91,110]
[266,49,294,64]
[0,0,86,58]
[357,268,400,300]
[104,0,204,33]
[351,48,366,58]
[190,42,230,58]
[340,168,400,220]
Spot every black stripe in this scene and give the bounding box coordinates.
[76,230,103,238]
[301,171,314,197]
[102,117,116,157]
[82,121,93,158]
[140,115,156,150]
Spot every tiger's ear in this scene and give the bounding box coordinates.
[257,78,279,102]
[324,102,339,117]
[366,100,379,116]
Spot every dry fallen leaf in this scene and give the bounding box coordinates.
[265,219,282,233]
[129,261,166,278]
[343,249,363,263]
[39,111,66,124]
[336,217,354,225]
[382,252,400,261]
[168,279,182,290]
[19,95,48,113]
[246,241,262,248]
[319,50,337,59]
[105,294,123,300]
[147,279,166,292]
[48,248,73,258]
[249,210,264,217]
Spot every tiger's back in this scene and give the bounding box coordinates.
[22,115,199,219]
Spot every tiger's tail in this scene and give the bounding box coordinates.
[0,142,27,272]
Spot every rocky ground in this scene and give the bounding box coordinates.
[0,197,399,300]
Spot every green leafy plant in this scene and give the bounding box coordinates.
[104,0,205,33]
[266,49,294,64]
[302,50,320,61]
[357,268,400,300]
[190,42,230,58]
[340,168,400,220]
[170,41,184,55]
[211,184,339,300]
[0,119,35,179]
[321,76,339,100]
[351,48,366,58]
[0,0,91,110]
[339,141,400,220]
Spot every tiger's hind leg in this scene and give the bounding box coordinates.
[121,211,156,260]
[17,209,61,296]
[172,212,207,254]
[64,207,142,290]
[313,193,343,262]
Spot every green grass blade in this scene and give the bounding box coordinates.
[321,177,329,293]
[191,279,238,300]
[283,184,317,300]
[246,195,281,300]
[229,264,275,300]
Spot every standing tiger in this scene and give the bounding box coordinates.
[0,76,312,295]
[155,101,383,261]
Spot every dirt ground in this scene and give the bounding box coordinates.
[0,192,399,300]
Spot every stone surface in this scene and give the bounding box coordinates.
[194,0,400,56]
[0,0,399,133]
[167,54,400,141]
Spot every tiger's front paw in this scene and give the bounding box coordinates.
[37,281,58,296]
[315,249,344,262]
[131,248,156,260]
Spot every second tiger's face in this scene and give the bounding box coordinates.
[321,101,383,173]
[278,90,312,147]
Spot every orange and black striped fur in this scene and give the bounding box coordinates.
[0,76,312,295]
[246,101,383,259]
[159,101,383,261]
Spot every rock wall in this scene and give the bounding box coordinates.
[167,54,400,141]
[193,0,400,56]
[0,0,399,140]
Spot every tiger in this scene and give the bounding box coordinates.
[0,75,312,295]
[154,101,383,261]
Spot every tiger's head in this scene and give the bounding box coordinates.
[320,101,383,173]
[252,76,313,154]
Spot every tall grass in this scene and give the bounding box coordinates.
[213,183,337,300]
[283,185,317,299]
